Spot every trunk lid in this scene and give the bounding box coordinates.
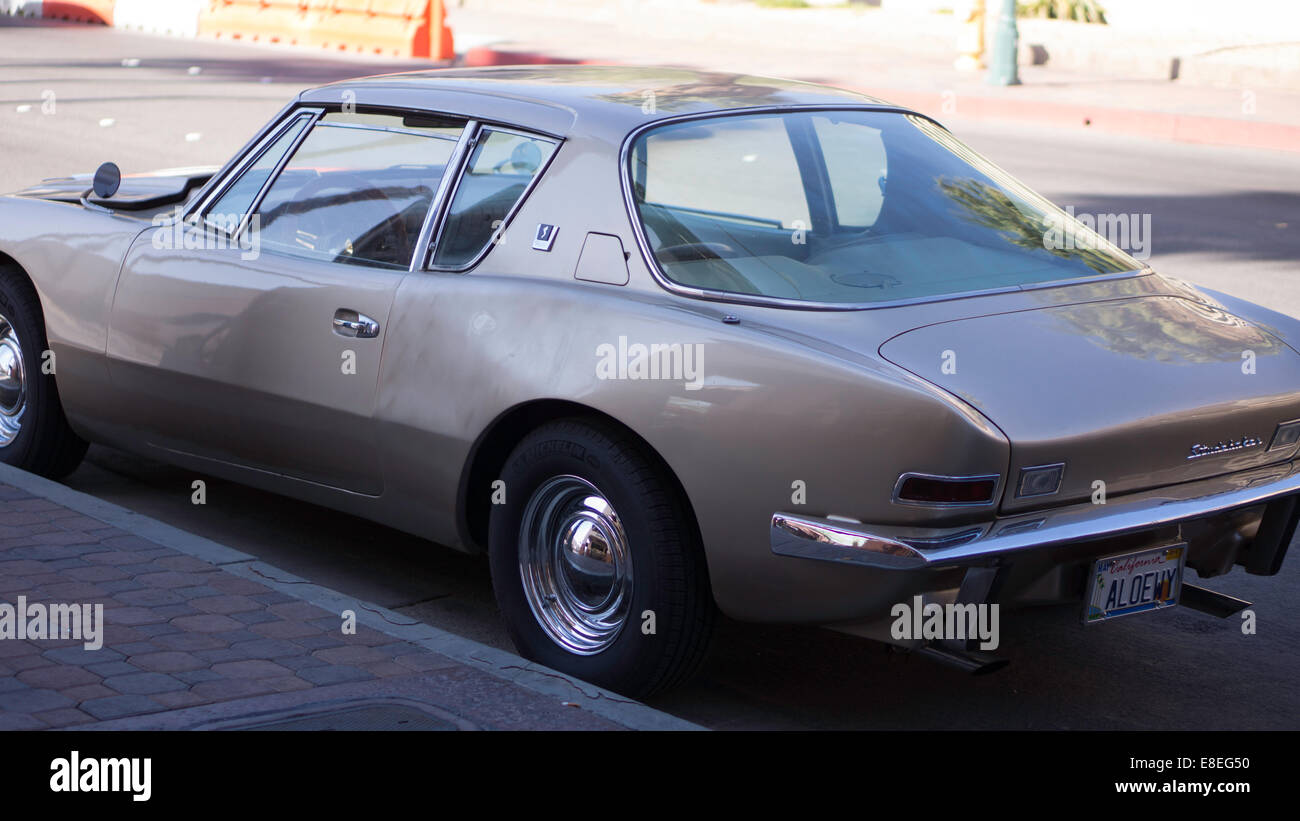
[878,294,1300,511]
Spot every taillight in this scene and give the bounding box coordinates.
[894,473,999,506]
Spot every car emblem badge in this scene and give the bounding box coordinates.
[532,223,558,252]
[1187,435,1263,460]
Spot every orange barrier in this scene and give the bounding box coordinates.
[199,0,454,60]
[43,1,115,24]
[199,1,311,46]
[429,0,452,61]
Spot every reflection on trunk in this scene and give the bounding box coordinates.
[1049,297,1282,364]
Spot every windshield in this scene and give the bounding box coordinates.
[627,110,1139,305]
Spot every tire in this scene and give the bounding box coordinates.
[0,265,87,478]
[488,418,715,698]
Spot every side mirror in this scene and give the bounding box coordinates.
[92,162,121,199]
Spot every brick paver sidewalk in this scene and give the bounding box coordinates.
[0,480,644,730]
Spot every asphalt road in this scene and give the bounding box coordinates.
[3,19,1299,730]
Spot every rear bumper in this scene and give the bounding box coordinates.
[772,459,1300,575]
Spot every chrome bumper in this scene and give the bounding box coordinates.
[772,459,1300,571]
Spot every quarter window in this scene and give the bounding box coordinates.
[431,128,556,269]
[250,111,464,270]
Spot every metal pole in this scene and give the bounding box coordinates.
[986,0,1020,86]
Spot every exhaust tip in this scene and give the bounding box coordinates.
[1180,583,1252,618]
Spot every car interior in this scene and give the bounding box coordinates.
[640,201,1064,302]
[431,172,531,268]
[256,165,442,269]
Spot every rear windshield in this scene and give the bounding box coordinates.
[627,110,1138,305]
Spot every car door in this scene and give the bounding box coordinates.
[107,107,469,495]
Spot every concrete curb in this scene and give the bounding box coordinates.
[458,46,1300,156]
[870,88,1300,156]
[0,462,702,731]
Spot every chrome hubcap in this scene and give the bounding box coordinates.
[519,475,632,655]
[0,313,26,447]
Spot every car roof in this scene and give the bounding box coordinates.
[299,65,907,142]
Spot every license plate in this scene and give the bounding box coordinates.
[1084,544,1186,623]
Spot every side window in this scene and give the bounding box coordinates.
[251,111,465,270]
[431,128,556,269]
[811,114,886,229]
[204,114,310,233]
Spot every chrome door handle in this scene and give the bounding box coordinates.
[333,309,380,339]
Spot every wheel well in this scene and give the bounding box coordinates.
[0,252,31,284]
[457,399,702,554]
[0,252,43,323]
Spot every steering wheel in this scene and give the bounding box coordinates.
[284,173,411,265]
[656,241,737,263]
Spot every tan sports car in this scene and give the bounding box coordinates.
[1,67,1296,696]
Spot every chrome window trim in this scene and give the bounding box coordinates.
[215,108,474,270]
[228,107,326,242]
[181,99,298,224]
[891,471,1003,508]
[473,122,561,142]
[188,107,323,230]
[423,125,563,273]
[618,105,1149,312]
[182,104,557,274]
[310,120,462,142]
[409,119,479,273]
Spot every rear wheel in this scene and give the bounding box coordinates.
[0,266,87,478]
[488,419,714,698]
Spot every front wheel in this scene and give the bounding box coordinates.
[0,266,87,478]
[488,419,715,698]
